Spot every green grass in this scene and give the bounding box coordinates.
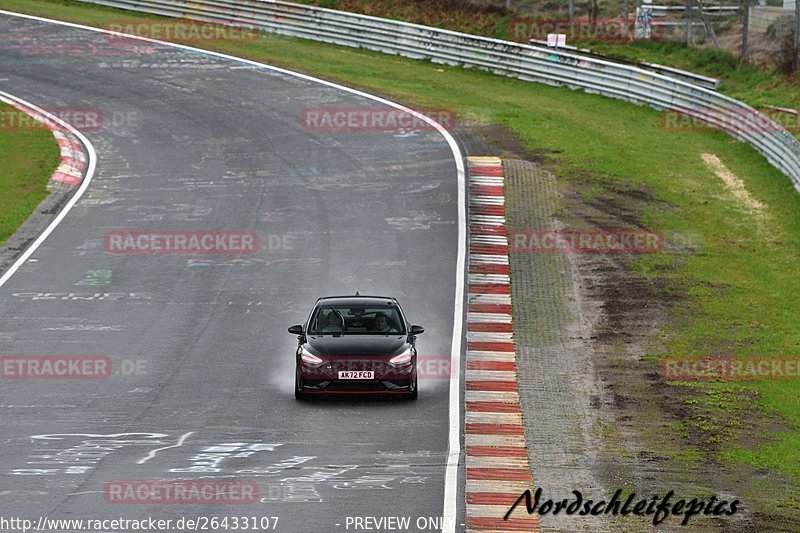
[0,103,60,246]
[4,0,800,507]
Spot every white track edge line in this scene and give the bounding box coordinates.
[0,90,97,289]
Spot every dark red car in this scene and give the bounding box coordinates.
[288,295,424,399]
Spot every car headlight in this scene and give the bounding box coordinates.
[300,347,324,367]
[389,348,413,366]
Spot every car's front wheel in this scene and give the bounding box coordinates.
[294,365,305,400]
[408,373,418,400]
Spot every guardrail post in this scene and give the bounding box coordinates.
[794,0,800,70]
[742,0,750,60]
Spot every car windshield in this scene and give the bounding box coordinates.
[309,304,406,335]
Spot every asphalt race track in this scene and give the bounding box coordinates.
[0,13,464,532]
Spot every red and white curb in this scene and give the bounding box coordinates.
[5,101,87,188]
[465,157,538,532]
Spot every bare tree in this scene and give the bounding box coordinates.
[686,0,693,45]
[696,0,720,48]
[795,0,800,71]
[589,0,600,33]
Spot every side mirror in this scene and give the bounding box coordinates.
[288,325,304,335]
[410,325,424,335]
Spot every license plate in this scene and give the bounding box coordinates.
[338,371,374,380]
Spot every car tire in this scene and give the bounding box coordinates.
[294,366,305,400]
[408,374,418,400]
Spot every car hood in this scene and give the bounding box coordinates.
[306,335,408,357]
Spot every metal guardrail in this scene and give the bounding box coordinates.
[75,0,800,192]
[526,41,721,89]
[651,5,740,12]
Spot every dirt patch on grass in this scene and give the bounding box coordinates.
[701,152,766,214]
[559,178,800,531]
[456,122,561,165]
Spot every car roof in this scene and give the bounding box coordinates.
[315,295,400,307]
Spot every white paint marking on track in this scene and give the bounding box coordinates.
[0,11,466,532]
[464,434,526,448]
[466,479,530,493]
[465,411,523,425]
[466,331,514,341]
[470,254,509,264]
[470,177,504,184]
[469,235,508,245]
[466,455,529,469]
[470,215,506,225]
[466,351,517,362]
[137,431,194,465]
[470,196,505,205]
[465,370,517,381]
[467,274,511,284]
[464,390,521,403]
[468,294,512,305]
[466,312,512,323]
[30,432,167,440]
